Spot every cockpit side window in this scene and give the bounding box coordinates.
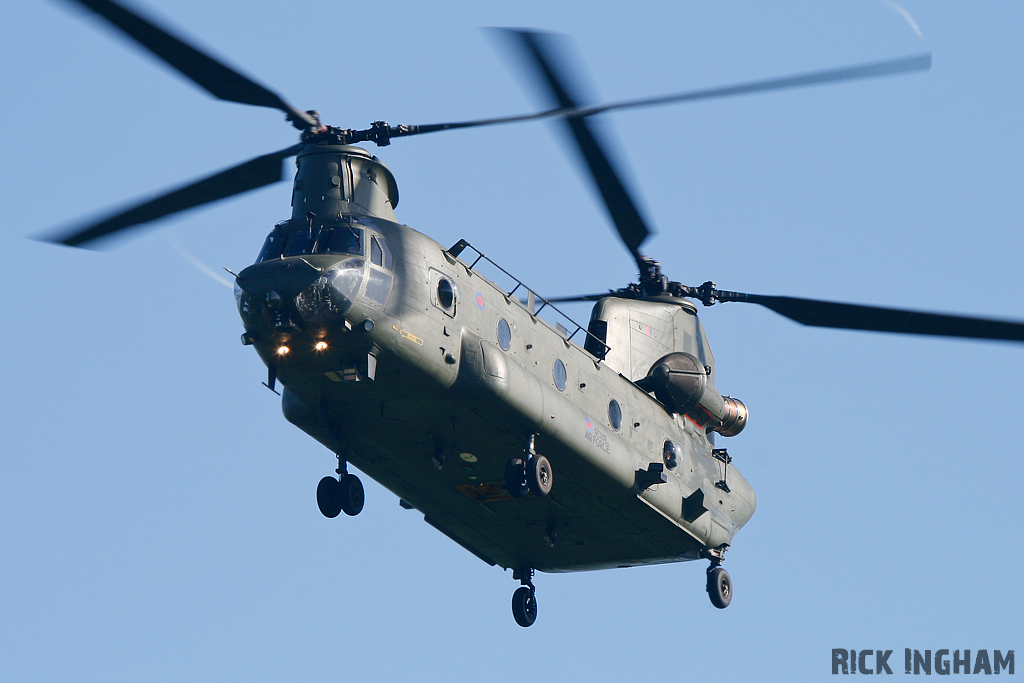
[363,233,394,308]
[256,222,288,262]
[370,234,393,270]
[371,237,382,266]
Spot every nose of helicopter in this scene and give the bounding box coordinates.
[235,255,367,333]
[235,257,324,300]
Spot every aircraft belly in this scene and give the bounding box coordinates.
[282,345,706,572]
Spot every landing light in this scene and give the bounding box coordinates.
[314,341,328,351]
[276,345,290,356]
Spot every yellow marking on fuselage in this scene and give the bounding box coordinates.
[393,324,424,346]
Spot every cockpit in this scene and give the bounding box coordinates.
[256,219,365,262]
[245,217,396,320]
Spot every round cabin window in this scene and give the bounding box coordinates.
[608,399,622,431]
[663,440,680,470]
[552,359,567,391]
[497,318,512,351]
[437,278,455,310]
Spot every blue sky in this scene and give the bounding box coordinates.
[2,1,1022,680]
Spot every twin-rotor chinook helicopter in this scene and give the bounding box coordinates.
[50,0,1024,627]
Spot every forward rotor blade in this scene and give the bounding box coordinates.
[401,52,931,135]
[501,29,652,266]
[46,145,300,248]
[729,293,1024,343]
[563,53,932,119]
[61,0,317,128]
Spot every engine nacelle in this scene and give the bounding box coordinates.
[636,352,748,437]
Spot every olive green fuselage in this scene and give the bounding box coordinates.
[235,144,755,573]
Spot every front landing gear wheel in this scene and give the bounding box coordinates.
[505,458,530,498]
[707,567,732,609]
[339,474,364,516]
[511,586,538,627]
[317,476,342,518]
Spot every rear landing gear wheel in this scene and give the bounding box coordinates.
[527,455,553,496]
[339,474,364,516]
[707,566,732,609]
[505,458,530,498]
[316,476,342,518]
[512,586,538,627]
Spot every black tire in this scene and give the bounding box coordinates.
[340,474,364,516]
[316,476,342,518]
[511,586,538,627]
[505,458,530,498]
[707,567,732,609]
[527,455,553,496]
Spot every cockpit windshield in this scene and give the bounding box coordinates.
[323,226,363,255]
[256,220,365,262]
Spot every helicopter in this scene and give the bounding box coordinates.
[44,0,1024,630]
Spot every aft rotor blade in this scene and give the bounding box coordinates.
[501,29,652,266]
[725,292,1024,343]
[545,293,616,303]
[46,145,301,248]
[400,52,931,136]
[61,0,317,128]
